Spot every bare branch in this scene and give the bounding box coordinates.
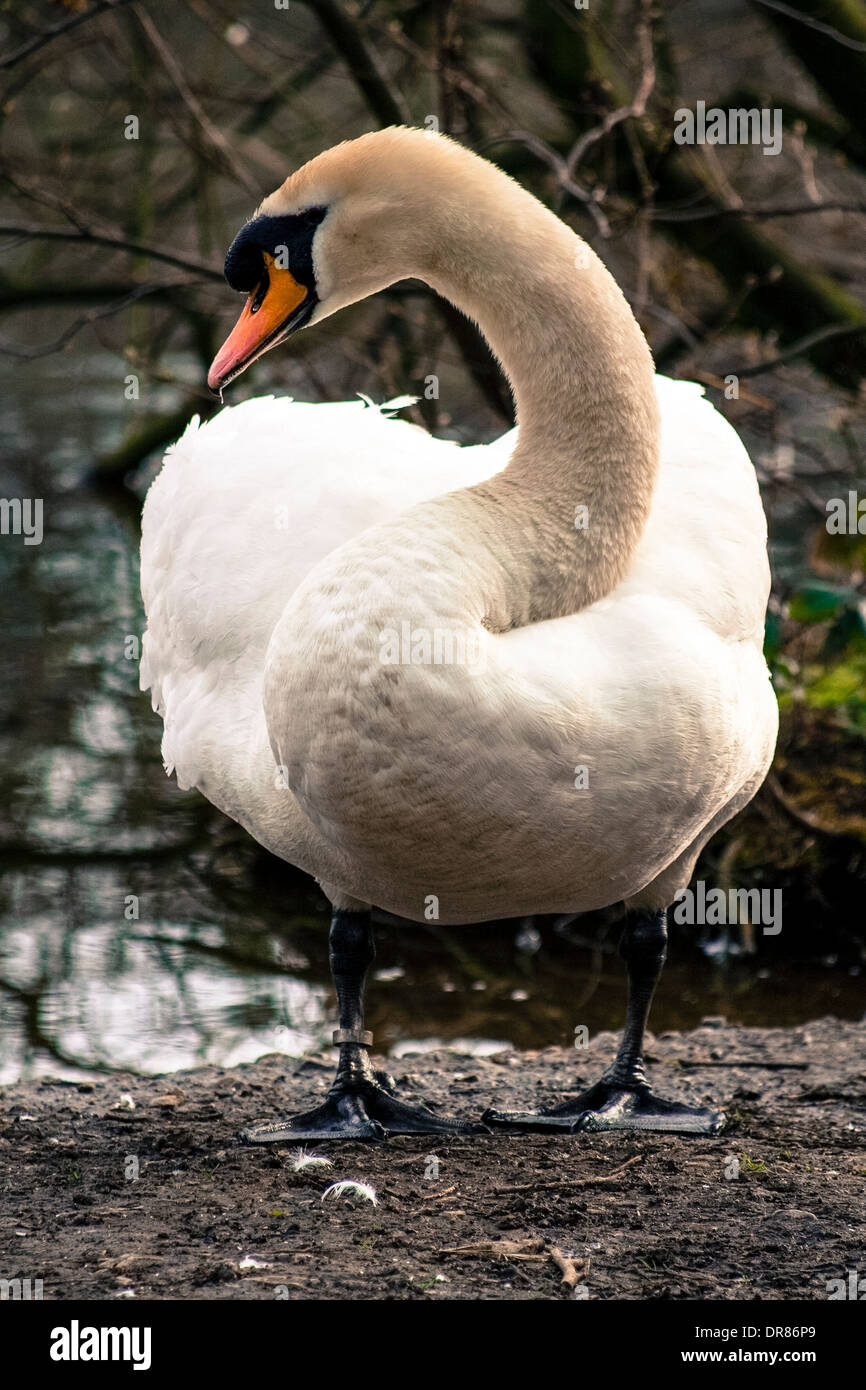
[0,222,223,280]
[134,9,261,199]
[480,131,610,237]
[729,322,866,377]
[565,0,656,177]
[654,269,783,373]
[751,0,866,52]
[0,0,136,72]
[622,291,700,350]
[294,0,410,127]
[0,280,190,359]
[0,164,124,237]
[652,200,866,223]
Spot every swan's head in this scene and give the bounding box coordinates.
[207,127,490,392]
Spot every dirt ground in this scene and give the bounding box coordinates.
[1,1017,863,1301]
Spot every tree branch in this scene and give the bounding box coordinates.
[652,199,866,223]
[480,130,610,236]
[0,0,136,72]
[0,222,223,280]
[133,8,261,199]
[294,0,409,127]
[565,0,656,178]
[729,322,866,376]
[0,280,189,359]
[751,0,866,51]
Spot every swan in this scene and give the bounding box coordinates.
[140,127,778,1141]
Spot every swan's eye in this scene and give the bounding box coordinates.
[223,208,328,294]
[250,269,269,315]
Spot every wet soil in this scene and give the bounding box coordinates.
[1,1017,863,1301]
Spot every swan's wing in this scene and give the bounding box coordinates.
[139,395,510,785]
[626,375,770,643]
[498,375,772,705]
[492,376,776,880]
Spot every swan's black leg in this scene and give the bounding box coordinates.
[241,909,485,1143]
[484,907,724,1135]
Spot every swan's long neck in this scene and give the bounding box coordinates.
[405,144,661,628]
[265,138,663,855]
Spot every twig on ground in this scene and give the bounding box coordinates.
[440,1237,546,1259]
[497,1153,646,1194]
[661,1058,809,1071]
[549,1247,585,1288]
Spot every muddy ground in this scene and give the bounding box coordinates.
[1,1017,863,1301]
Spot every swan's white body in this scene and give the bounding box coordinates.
[141,375,777,923]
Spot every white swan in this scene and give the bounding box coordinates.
[140,128,778,1141]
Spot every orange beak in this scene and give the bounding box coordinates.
[207,253,311,392]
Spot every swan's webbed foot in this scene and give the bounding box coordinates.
[485,906,724,1137]
[484,1075,725,1135]
[241,1076,486,1144]
[240,908,486,1144]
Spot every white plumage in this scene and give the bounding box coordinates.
[141,376,777,923]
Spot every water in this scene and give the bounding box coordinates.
[0,354,862,1084]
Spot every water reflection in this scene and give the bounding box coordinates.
[0,355,862,1084]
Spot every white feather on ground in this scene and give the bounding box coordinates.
[321,1180,378,1206]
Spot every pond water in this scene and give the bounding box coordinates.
[0,353,862,1084]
